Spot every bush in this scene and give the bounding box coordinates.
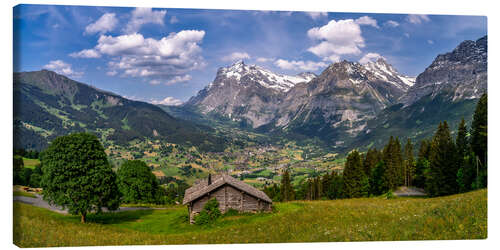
[384,191,395,199]
[194,198,221,225]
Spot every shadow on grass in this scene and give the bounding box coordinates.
[60,209,156,225]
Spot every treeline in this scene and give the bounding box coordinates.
[264,93,487,201]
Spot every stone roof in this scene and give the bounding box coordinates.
[182,174,272,204]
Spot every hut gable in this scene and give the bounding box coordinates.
[183,174,272,204]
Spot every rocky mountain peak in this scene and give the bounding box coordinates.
[400,35,487,106]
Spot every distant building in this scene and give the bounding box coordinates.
[183,174,272,223]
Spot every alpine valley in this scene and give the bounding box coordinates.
[14,35,487,186]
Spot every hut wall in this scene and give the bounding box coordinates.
[189,184,272,223]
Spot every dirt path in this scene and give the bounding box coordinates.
[13,194,167,214]
[393,186,427,197]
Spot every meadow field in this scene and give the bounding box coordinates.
[13,189,487,247]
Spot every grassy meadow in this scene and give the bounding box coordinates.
[13,189,487,247]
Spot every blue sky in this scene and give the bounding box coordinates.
[13,4,487,105]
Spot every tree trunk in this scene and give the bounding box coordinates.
[81,213,86,223]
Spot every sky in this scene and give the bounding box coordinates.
[13,4,487,105]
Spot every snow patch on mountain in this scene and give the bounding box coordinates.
[363,58,415,89]
[219,60,316,92]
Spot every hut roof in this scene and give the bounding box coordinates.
[182,174,272,204]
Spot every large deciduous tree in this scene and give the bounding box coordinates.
[41,133,120,223]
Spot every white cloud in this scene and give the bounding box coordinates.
[355,16,379,28]
[106,70,117,76]
[69,49,101,58]
[222,52,250,62]
[43,60,83,78]
[274,59,327,71]
[306,12,328,20]
[166,75,192,85]
[124,7,167,34]
[170,16,179,24]
[90,30,205,82]
[404,33,410,38]
[84,13,118,35]
[406,14,430,24]
[427,40,434,44]
[256,57,273,63]
[384,20,400,28]
[307,19,365,61]
[151,97,183,106]
[359,52,385,64]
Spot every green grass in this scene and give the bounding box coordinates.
[13,191,37,198]
[13,189,487,247]
[22,158,40,169]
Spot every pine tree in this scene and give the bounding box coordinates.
[414,139,430,188]
[370,161,386,195]
[403,138,415,187]
[471,93,487,188]
[280,169,295,201]
[363,147,381,177]
[343,150,369,198]
[456,118,475,192]
[471,93,487,166]
[393,137,404,186]
[427,121,459,197]
[382,136,404,191]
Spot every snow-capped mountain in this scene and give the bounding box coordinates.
[185,61,316,128]
[272,60,410,139]
[210,60,316,92]
[363,58,416,90]
[184,36,486,148]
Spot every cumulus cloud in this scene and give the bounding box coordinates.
[85,30,206,82]
[274,59,327,71]
[307,19,365,61]
[43,60,83,78]
[384,20,400,28]
[306,12,328,20]
[124,7,167,33]
[355,16,379,28]
[222,52,250,62]
[359,52,385,64]
[406,14,430,24]
[150,97,183,106]
[69,49,101,58]
[84,13,118,35]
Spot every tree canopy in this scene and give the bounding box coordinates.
[117,160,162,204]
[40,133,120,223]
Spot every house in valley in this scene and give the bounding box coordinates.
[183,174,272,223]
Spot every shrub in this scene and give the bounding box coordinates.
[194,198,221,225]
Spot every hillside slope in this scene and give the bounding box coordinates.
[13,70,227,152]
[14,189,487,247]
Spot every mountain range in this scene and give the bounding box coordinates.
[13,35,487,154]
[185,35,487,150]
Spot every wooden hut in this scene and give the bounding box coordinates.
[183,174,272,223]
